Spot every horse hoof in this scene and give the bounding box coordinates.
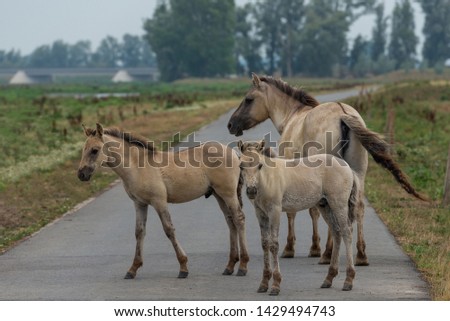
[342,283,353,291]
[257,286,268,293]
[222,268,233,276]
[318,257,331,265]
[178,271,189,279]
[308,249,321,258]
[269,288,280,296]
[321,281,332,288]
[124,272,135,279]
[281,250,295,258]
[355,259,369,266]
[236,269,247,277]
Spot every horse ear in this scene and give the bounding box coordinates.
[258,140,265,152]
[252,72,261,88]
[82,124,95,136]
[237,140,244,152]
[96,123,104,138]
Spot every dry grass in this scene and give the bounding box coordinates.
[352,82,450,300]
[0,99,239,253]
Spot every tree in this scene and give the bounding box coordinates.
[68,41,91,67]
[371,3,388,61]
[51,40,69,67]
[121,34,143,67]
[389,0,418,69]
[29,45,52,67]
[253,0,283,74]
[349,35,370,71]
[0,49,23,67]
[417,0,450,67]
[235,3,263,75]
[144,0,235,81]
[92,36,121,67]
[144,2,180,80]
[278,0,306,77]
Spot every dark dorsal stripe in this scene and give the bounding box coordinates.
[259,76,320,108]
[102,127,157,152]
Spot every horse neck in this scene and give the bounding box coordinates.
[267,88,310,134]
[102,134,159,181]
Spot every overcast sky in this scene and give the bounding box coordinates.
[0,0,424,55]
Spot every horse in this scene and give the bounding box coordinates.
[228,73,426,265]
[77,123,249,279]
[238,140,363,295]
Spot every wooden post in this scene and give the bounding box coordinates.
[443,144,450,206]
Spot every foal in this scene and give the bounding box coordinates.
[78,123,248,279]
[239,140,363,295]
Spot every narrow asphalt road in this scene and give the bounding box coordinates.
[0,88,429,300]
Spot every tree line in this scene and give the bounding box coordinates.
[145,0,450,81]
[1,0,449,80]
[0,34,156,69]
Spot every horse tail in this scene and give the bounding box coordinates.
[348,171,360,224]
[237,171,244,208]
[340,114,428,201]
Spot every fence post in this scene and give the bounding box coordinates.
[443,144,450,206]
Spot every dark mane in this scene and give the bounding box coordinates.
[104,127,157,152]
[260,76,319,108]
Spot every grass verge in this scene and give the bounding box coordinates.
[345,81,450,300]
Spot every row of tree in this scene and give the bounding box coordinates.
[0,34,156,68]
[145,0,450,81]
[1,0,449,80]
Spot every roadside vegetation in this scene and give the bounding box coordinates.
[345,81,450,300]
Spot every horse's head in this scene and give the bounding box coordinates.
[238,139,265,199]
[77,123,107,182]
[228,73,270,136]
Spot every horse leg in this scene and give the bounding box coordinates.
[321,231,340,289]
[125,202,148,279]
[231,205,249,276]
[153,201,189,278]
[342,227,355,291]
[355,200,369,266]
[269,208,282,296]
[281,211,296,258]
[308,207,322,257]
[213,194,239,276]
[318,227,333,265]
[255,207,272,293]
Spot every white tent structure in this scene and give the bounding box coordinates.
[9,70,35,85]
[112,69,135,83]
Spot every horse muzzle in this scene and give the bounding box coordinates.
[246,186,257,199]
[227,120,243,137]
[77,166,94,181]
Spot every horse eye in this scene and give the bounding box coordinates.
[245,97,253,104]
[91,149,99,155]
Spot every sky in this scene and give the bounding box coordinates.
[0,0,424,56]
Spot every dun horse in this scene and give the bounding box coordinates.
[228,74,425,265]
[239,140,362,295]
[77,123,249,279]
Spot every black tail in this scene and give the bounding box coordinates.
[341,114,428,202]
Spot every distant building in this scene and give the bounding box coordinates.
[1,68,159,85]
[112,69,135,83]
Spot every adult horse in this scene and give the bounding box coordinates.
[77,123,248,279]
[228,74,425,265]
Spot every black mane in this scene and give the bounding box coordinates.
[260,76,320,107]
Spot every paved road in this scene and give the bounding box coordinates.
[0,89,430,300]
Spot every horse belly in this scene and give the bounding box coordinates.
[165,172,209,203]
[281,192,319,212]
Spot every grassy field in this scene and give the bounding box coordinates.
[345,81,450,300]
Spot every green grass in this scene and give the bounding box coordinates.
[345,81,450,300]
